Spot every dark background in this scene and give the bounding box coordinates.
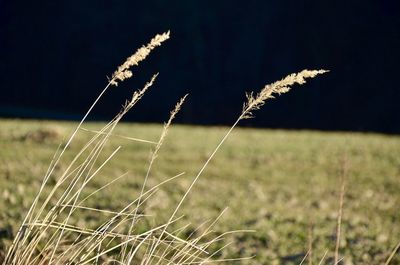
[1,1,399,133]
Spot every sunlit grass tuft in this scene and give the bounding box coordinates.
[1,31,398,265]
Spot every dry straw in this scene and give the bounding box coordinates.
[3,30,329,265]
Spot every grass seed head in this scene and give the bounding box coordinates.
[111,31,170,86]
[242,69,328,119]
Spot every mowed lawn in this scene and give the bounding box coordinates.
[0,119,399,264]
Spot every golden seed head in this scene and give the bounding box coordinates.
[242,69,328,119]
[111,31,170,86]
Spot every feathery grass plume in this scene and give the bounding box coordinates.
[121,73,159,113]
[153,94,188,157]
[111,31,170,86]
[242,69,328,119]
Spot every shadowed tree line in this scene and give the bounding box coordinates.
[1,0,399,133]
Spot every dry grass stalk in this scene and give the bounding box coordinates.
[384,241,400,265]
[299,251,310,265]
[318,250,328,265]
[79,127,158,144]
[334,156,347,265]
[308,221,313,265]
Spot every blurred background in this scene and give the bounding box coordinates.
[1,0,399,133]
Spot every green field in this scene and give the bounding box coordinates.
[1,119,399,264]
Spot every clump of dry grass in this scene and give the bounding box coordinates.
[3,31,327,265]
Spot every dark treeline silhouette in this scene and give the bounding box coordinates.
[1,1,399,133]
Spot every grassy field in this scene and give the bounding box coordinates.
[0,119,399,264]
